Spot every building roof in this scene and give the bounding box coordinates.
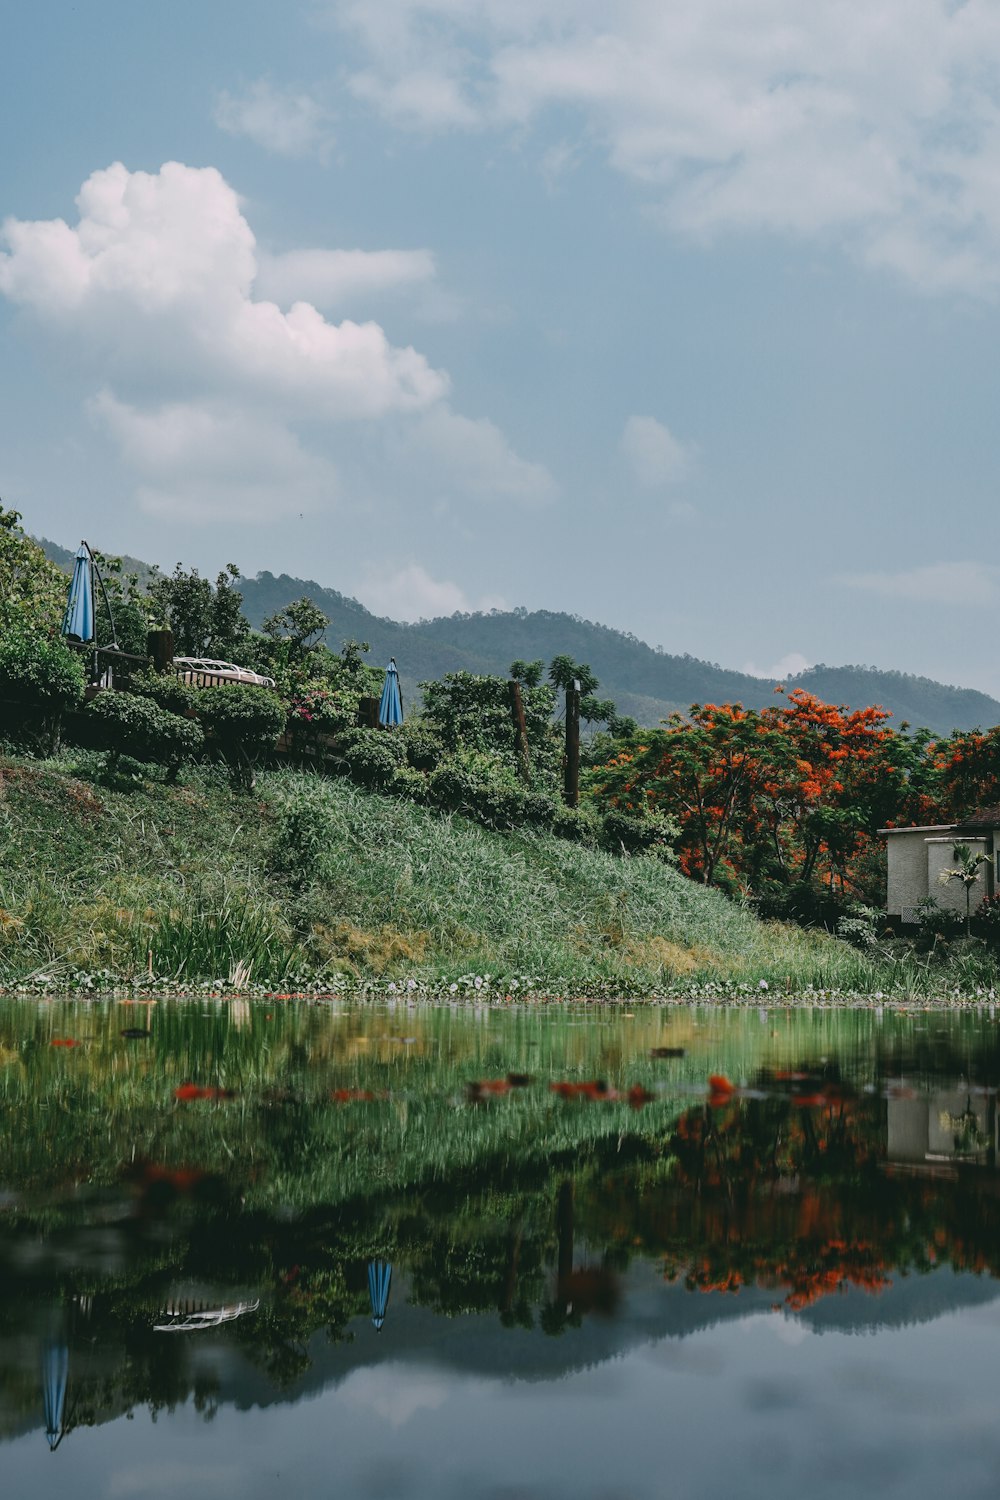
[956,806,1000,830]
[880,809,1000,836]
[879,824,955,836]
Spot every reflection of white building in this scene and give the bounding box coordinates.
[881,810,1000,924]
[887,1084,995,1167]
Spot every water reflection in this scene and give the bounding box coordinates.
[2,1000,1000,1470]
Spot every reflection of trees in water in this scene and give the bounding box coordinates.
[8,1003,1000,1439]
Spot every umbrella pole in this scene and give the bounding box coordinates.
[84,541,120,652]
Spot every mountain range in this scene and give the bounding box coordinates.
[38,538,1000,734]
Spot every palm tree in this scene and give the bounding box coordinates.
[939,842,991,936]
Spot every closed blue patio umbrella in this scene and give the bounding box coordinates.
[42,1341,68,1451]
[378,659,403,728]
[61,544,94,643]
[368,1260,392,1332]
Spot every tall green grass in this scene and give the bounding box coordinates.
[0,751,991,993]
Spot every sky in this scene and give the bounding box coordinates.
[2,1,1000,694]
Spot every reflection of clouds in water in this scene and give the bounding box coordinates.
[771,1315,810,1348]
[638,1339,727,1377]
[109,1463,242,1498]
[342,1365,450,1429]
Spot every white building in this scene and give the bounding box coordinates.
[881,809,1000,924]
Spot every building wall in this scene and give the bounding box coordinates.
[886,830,933,918]
[926,837,991,918]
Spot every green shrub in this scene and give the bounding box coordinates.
[270,785,334,890]
[0,631,86,753]
[390,765,431,802]
[129,669,199,717]
[550,803,600,845]
[400,721,445,773]
[0,631,85,709]
[425,747,554,830]
[973,893,1000,951]
[196,684,285,789]
[420,671,560,784]
[334,727,408,789]
[599,806,679,860]
[88,691,204,781]
[835,904,884,950]
[286,684,361,740]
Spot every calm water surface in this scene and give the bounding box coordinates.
[3,998,1000,1499]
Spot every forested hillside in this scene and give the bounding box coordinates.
[38,541,1000,733]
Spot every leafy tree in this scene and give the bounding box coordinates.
[86,551,157,655]
[509,659,545,688]
[147,563,250,658]
[0,504,67,635]
[262,597,330,657]
[590,689,904,900]
[580,695,616,726]
[420,671,559,784]
[548,655,599,696]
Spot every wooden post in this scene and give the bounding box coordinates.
[147,629,174,674]
[508,679,532,783]
[564,680,580,807]
[358,695,379,729]
[555,1179,574,1315]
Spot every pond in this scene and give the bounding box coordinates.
[2,997,1000,1499]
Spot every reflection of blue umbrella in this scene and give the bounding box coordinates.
[378,659,403,728]
[368,1260,392,1332]
[61,545,94,643]
[43,1341,68,1451]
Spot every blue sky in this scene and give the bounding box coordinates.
[2,1,999,697]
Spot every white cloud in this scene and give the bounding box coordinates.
[214,79,335,160]
[90,392,337,522]
[743,650,813,680]
[0,162,553,528]
[839,562,1000,606]
[621,415,691,488]
[408,405,557,503]
[328,0,1000,295]
[255,247,436,310]
[356,562,507,620]
[0,161,548,527]
[0,162,446,420]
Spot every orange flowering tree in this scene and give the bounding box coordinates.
[590,689,911,904]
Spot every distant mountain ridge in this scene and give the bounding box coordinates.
[37,539,1000,734]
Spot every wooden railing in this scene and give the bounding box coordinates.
[66,642,151,692]
[172,668,247,689]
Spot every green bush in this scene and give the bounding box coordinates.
[426,748,553,830]
[390,765,431,802]
[270,785,333,889]
[400,721,445,773]
[88,691,204,781]
[129,669,199,717]
[0,631,85,709]
[420,671,560,785]
[599,806,678,860]
[196,684,285,789]
[334,727,408,789]
[550,803,600,845]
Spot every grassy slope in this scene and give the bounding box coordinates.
[0,752,894,994]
